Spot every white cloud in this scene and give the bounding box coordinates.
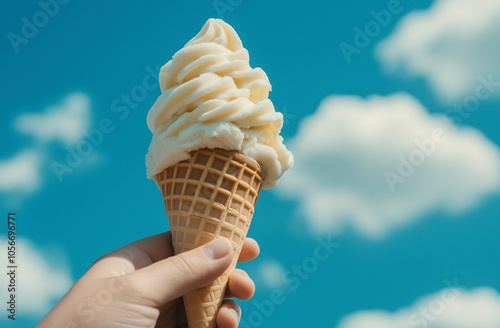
[376,0,500,102]
[259,260,286,288]
[0,150,42,193]
[1,93,92,199]
[0,237,73,319]
[337,287,500,328]
[15,93,91,145]
[278,93,500,238]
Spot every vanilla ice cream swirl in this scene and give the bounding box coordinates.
[146,18,293,189]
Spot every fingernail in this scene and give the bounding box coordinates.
[228,307,240,323]
[203,238,231,260]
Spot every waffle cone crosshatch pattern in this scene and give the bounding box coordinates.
[155,148,265,327]
[155,148,264,253]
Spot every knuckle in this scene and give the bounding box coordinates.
[169,254,201,278]
[117,274,135,290]
[117,274,144,299]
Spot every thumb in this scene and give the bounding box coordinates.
[129,238,234,306]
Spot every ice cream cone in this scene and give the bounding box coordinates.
[155,148,264,328]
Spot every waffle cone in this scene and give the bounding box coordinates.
[155,148,264,328]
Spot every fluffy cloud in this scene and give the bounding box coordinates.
[0,150,42,193]
[0,93,92,198]
[0,237,73,319]
[15,93,91,145]
[278,93,500,238]
[259,260,286,288]
[376,0,500,102]
[337,287,500,328]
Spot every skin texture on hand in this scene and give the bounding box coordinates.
[37,232,260,328]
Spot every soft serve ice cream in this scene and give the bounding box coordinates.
[146,18,293,189]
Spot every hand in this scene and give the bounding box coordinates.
[38,232,259,328]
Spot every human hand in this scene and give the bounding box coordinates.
[38,232,259,328]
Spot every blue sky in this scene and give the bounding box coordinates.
[1,0,500,327]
